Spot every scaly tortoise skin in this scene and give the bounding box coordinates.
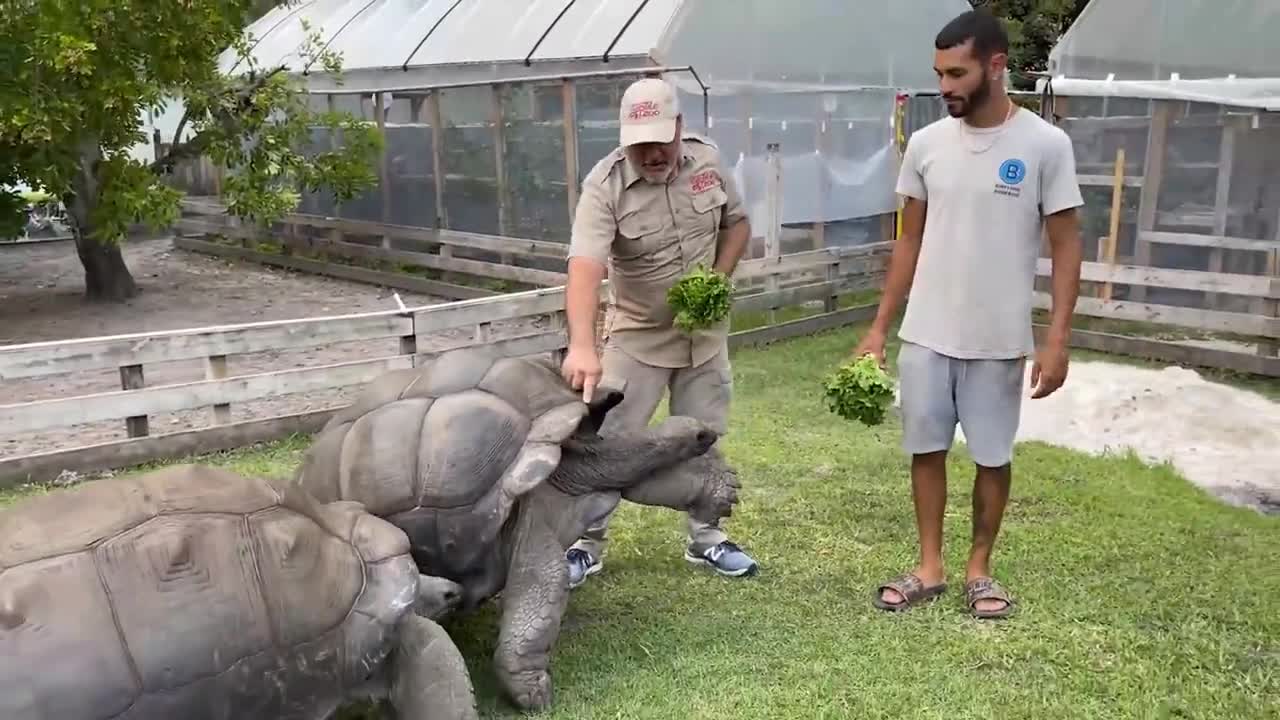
[294,345,741,711]
[0,464,478,720]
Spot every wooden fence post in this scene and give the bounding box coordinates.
[549,310,567,367]
[562,79,580,223]
[491,84,512,239]
[1100,147,1126,301]
[1131,100,1171,303]
[1206,115,1241,309]
[204,355,232,425]
[1261,219,1279,358]
[427,90,448,230]
[400,311,418,367]
[814,95,830,250]
[764,142,782,324]
[327,94,343,218]
[375,91,392,245]
[824,256,839,313]
[119,364,148,438]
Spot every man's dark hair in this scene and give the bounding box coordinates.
[935,10,1009,59]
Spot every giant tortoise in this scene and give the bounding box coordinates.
[0,464,478,720]
[293,345,741,711]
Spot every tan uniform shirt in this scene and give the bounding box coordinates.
[568,134,748,369]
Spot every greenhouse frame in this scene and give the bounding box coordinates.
[1034,0,1279,365]
[162,0,973,253]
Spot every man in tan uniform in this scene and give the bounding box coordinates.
[559,77,759,587]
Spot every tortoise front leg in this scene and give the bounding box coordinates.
[387,615,478,720]
[493,511,568,711]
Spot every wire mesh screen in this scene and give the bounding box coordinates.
[331,94,383,223]
[500,82,570,242]
[297,125,337,218]
[383,95,437,230]
[574,78,632,186]
[1049,96,1280,337]
[291,71,915,258]
[438,85,499,236]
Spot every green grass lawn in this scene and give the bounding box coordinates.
[3,324,1278,719]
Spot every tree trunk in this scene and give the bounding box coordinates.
[69,138,139,302]
[73,227,138,301]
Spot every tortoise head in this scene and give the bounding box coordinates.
[549,385,719,495]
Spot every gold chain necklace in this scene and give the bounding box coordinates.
[958,99,1017,155]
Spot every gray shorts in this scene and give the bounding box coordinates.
[896,340,1027,467]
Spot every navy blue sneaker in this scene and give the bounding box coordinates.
[566,548,602,589]
[684,540,759,577]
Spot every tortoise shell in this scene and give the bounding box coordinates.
[0,464,416,720]
[294,346,596,600]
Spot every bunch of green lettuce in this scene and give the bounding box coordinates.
[667,264,733,333]
[823,353,896,426]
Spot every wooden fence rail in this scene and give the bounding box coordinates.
[0,245,888,488]
[174,197,1280,374]
[174,200,889,299]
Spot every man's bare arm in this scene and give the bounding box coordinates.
[713,216,750,277]
[565,257,607,350]
[868,197,926,335]
[1042,207,1082,348]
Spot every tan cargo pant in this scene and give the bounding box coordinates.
[569,341,733,557]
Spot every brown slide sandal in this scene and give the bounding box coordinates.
[873,572,947,612]
[965,577,1016,619]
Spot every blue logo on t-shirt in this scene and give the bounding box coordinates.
[998,159,1027,185]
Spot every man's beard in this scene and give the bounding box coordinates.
[944,70,992,118]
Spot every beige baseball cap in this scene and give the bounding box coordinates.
[619,77,680,147]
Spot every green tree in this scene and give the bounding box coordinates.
[0,0,381,301]
[974,0,1091,88]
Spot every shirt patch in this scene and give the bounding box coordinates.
[690,170,721,194]
[628,101,662,120]
[994,158,1027,198]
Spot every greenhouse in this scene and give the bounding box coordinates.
[196,0,971,249]
[1034,0,1279,365]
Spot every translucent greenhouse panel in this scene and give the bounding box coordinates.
[725,89,899,254]
[437,86,499,236]
[228,0,358,74]
[570,77,898,252]
[529,0,670,61]
[1051,0,1280,80]
[601,0,684,59]
[406,0,590,67]
[659,0,972,90]
[500,82,570,242]
[324,0,460,72]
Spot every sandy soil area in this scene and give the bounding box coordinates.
[0,236,540,458]
[959,360,1280,515]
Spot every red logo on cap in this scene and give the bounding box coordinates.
[628,100,662,120]
[690,170,721,194]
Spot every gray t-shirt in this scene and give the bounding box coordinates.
[894,107,1083,360]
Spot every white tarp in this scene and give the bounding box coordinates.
[1040,76,1280,112]
[1046,0,1279,109]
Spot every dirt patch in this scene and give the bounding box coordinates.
[0,236,544,459]
[958,360,1280,515]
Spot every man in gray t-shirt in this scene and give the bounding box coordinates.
[855,10,1084,619]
